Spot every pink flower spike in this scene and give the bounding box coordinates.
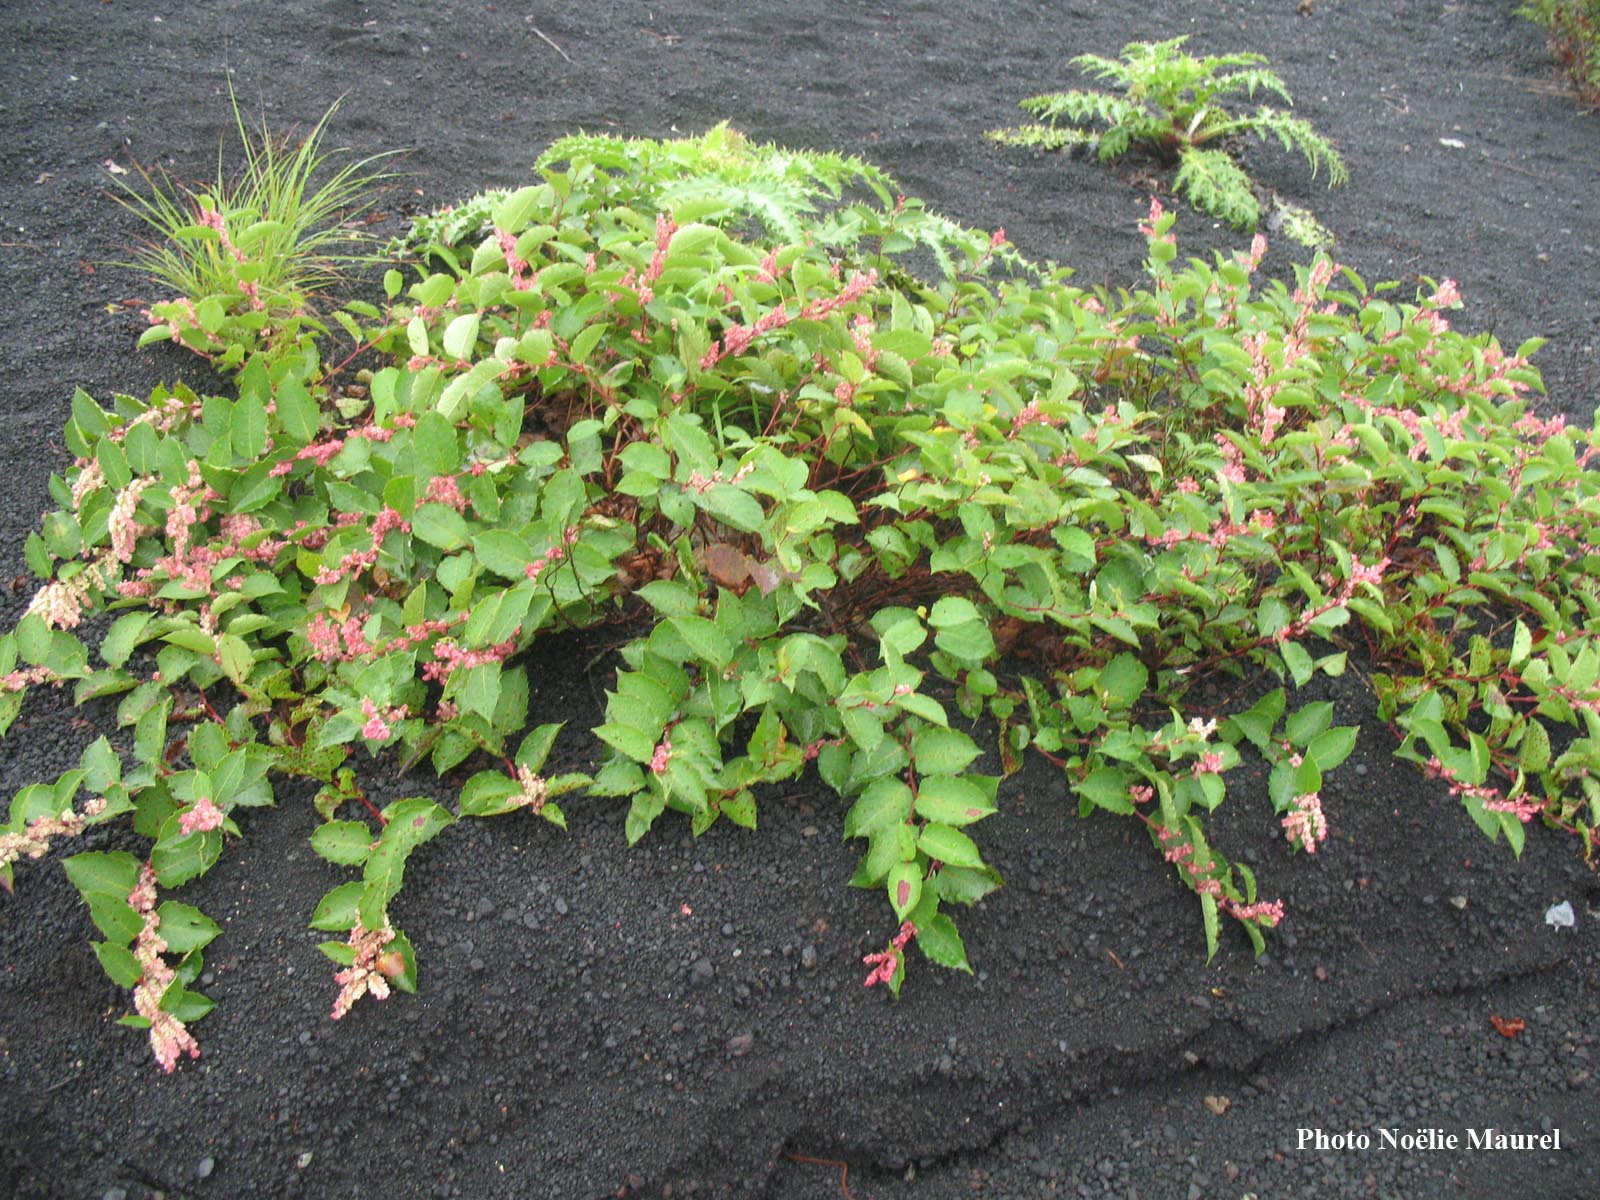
[648,737,673,775]
[178,796,225,836]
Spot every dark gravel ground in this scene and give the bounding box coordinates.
[2,2,1598,1198]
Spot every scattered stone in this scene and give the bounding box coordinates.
[688,957,715,986]
[196,1155,215,1180]
[726,1032,754,1057]
[1203,1095,1231,1115]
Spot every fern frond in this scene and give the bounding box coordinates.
[1097,124,1134,163]
[1204,67,1293,107]
[658,177,817,243]
[1175,147,1260,230]
[1069,50,1139,88]
[1240,109,1349,185]
[1018,89,1136,130]
[1194,50,1272,75]
[985,124,1099,153]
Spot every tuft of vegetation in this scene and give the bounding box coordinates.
[987,37,1347,246]
[113,95,394,370]
[1519,0,1600,106]
[3,124,1596,1072]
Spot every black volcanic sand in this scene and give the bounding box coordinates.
[2,3,1599,1198]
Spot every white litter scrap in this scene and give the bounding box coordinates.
[1545,900,1575,929]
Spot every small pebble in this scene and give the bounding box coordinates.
[196,1156,214,1180]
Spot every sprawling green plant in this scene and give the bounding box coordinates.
[113,96,392,370]
[4,125,1596,1073]
[988,37,1347,246]
[1519,0,1600,105]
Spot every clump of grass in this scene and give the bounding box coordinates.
[112,93,394,366]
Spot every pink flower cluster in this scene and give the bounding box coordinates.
[26,551,118,630]
[108,478,153,563]
[509,764,549,814]
[496,227,536,292]
[863,920,917,988]
[0,808,88,878]
[524,525,581,584]
[648,736,673,775]
[178,795,226,837]
[1011,400,1064,434]
[0,664,61,695]
[699,269,879,371]
[128,864,202,1072]
[1138,197,1175,244]
[423,473,468,512]
[313,506,411,587]
[421,635,518,685]
[195,205,246,264]
[330,919,397,1020]
[268,413,417,478]
[683,464,753,496]
[1422,755,1543,822]
[360,697,409,742]
[306,611,373,662]
[1157,824,1284,927]
[1281,792,1328,853]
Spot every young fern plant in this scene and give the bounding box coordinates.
[112,94,394,369]
[988,37,1347,246]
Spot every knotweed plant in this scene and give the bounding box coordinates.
[988,37,1347,246]
[113,96,393,370]
[3,125,1596,1072]
[1519,0,1600,106]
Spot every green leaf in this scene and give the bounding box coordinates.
[917,822,986,870]
[156,902,220,954]
[310,881,364,932]
[1075,767,1135,814]
[702,485,766,533]
[914,776,996,826]
[359,798,454,930]
[472,530,535,579]
[412,503,469,551]
[62,849,142,899]
[100,612,153,668]
[1286,702,1334,746]
[151,824,222,889]
[595,721,658,765]
[94,941,144,988]
[932,864,1003,905]
[1281,640,1314,686]
[272,375,319,445]
[1096,652,1148,709]
[1520,720,1551,774]
[911,727,981,776]
[516,723,563,774]
[843,778,913,837]
[569,322,605,365]
[916,914,972,973]
[311,820,376,866]
[887,861,923,921]
[1307,726,1358,773]
[459,769,522,817]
